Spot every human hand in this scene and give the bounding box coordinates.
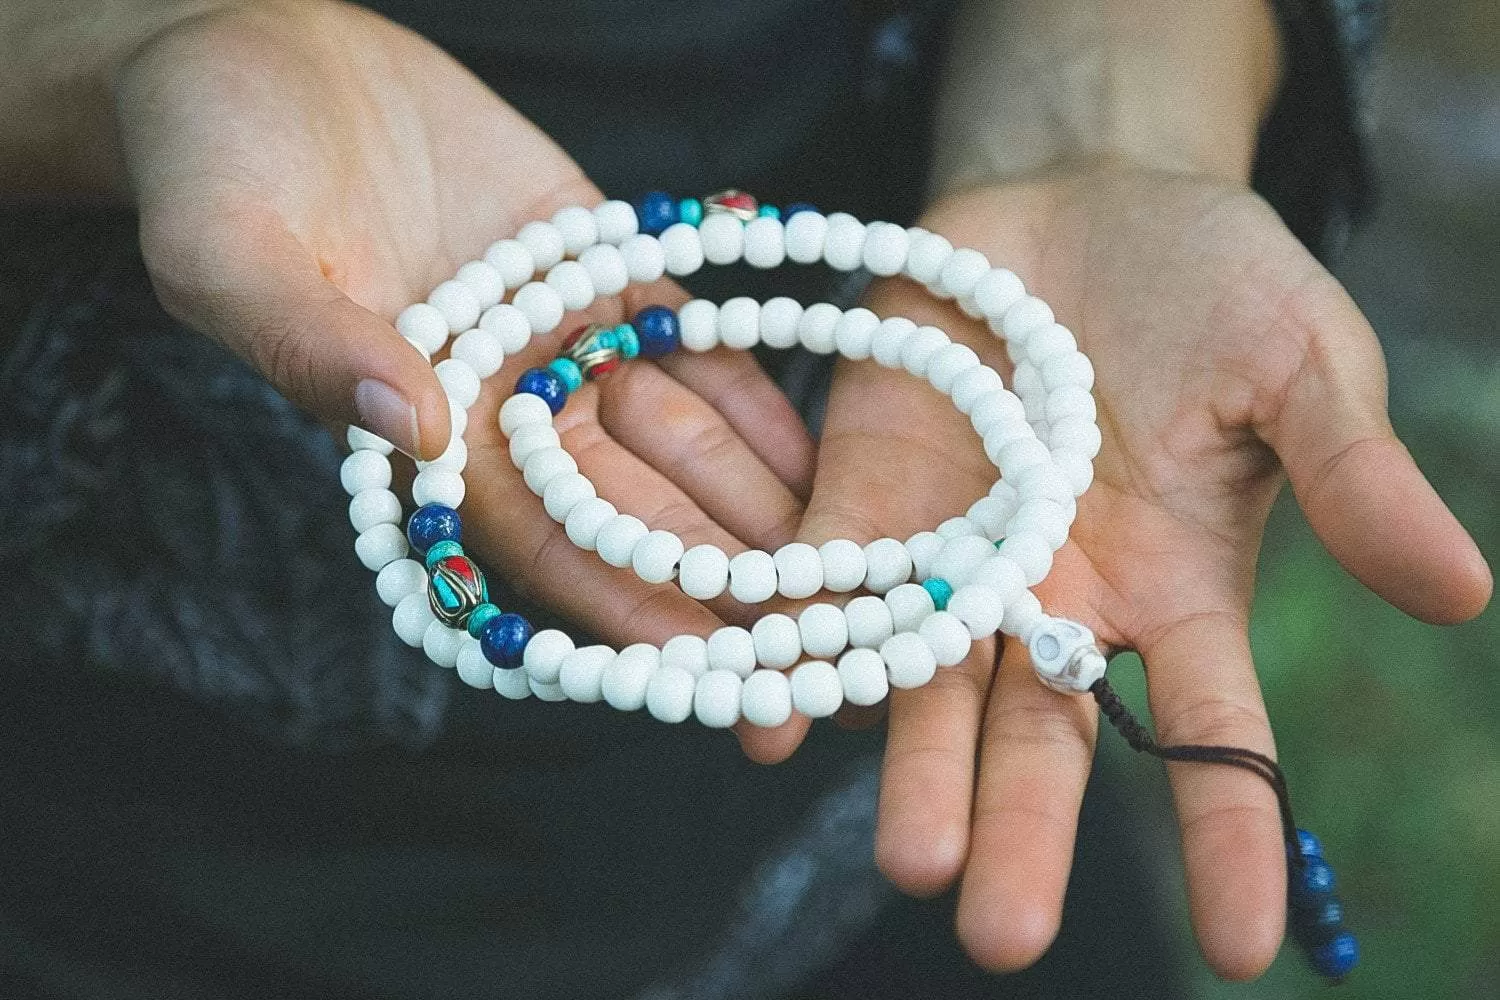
[745,163,1491,977]
[114,1,813,649]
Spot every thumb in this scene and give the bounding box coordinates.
[141,205,452,459]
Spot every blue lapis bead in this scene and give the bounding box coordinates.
[515,367,569,414]
[466,602,501,639]
[1290,857,1337,909]
[922,578,953,610]
[637,191,677,235]
[424,539,464,569]
[548,357,584,392]
[1294,828,1323,859]
[784,202,818,219]
[480,612,534,669]
[406,503,462,555]
[632,305,681,358]
[1293,897,1346,946]
[757,204,781,220]
[1310,931,1359,979]
[678,198,704,226]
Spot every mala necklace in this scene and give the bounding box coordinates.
[338,190,1357,981]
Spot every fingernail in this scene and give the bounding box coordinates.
[354,378,421,457]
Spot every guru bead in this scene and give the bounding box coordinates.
[631,305,681,358]
[406,503,462,555]
[427,550,489,629]
[636,190,677,235]
[479,612,534,669]
[703,188,759,221]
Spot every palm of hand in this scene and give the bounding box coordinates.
[768,166,1490,977]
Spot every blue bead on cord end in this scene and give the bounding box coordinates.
[637,191,677,235]
[632,305,681,358]
[1311,932,1359,979]
[406,503,462,554]
[515,367,569,414]
[1287,827,1358,980]
[479,612,534,669]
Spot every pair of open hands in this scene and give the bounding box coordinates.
[115,1,1490,981]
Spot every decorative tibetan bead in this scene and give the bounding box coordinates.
[427,551,489,629]
[423,539,463,567]
[1310,932,1359,979]
[515,367,569,414]
[632,305,681,358]
[637,190,677,235]
[548,356,584,392]
[406,503,462,555]
[466,602,502,639]
[677,198,704,226]
[703,189,759,221]
[479,612,534,669]
[921,577,953,611]
[615,323,640,359]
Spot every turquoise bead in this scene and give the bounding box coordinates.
[922,578,954,610]
[548,356,584,391]
[678,198,703,226]
[757,204,781,220]
[615,324,640,359]
[424,539,463,569]
[466,602,502,639]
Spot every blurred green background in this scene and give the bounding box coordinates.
[1103,3,1499,996]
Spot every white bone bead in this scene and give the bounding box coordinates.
[728,549,778,604]
[542,471,596,522]
[1042,350,1096,391]
[559,645,614,702]
[931,534,998,588]
[578,242,629,297]
[706,626,757,678]
[996,438,1051,479]
[1014,465,1074,507]
[970,389,1028,436]
[927,342,981,394]
[833,307,881,360]
[752,614,802,669]
[919,611,973,666]
[743,216,786,269]
[797,302,841,354]
[522,447,577,495]
[632,529,684,584]
[450,327,505,379]
[646,665,698,723]
[341,450,391,496]
[862,537,913,594]
[938,248,990,300]
[595,513,649,568]
[545,260,595,312]
[972,267,1025,319]
[899,325,950,376]
[423,620,467,669]
[517,220,565,269]
[396,303,450,355]
[759,297,804,349]
[1002,589,1045,637]
[456,638,496,688]
[355,523,407,571]
[784,210,828,264]
[698,211,745,265]
[564,497,617,550]
[1000,296,1055,345]
[693,669,743,727]
[998,531,1053,585]
[861,221,910,276]
[483,239,535,289]
[619,233,667,283]
[1025,324,1078,369]
[969,555,1029,604]
[551,204,599,255]
[392,592,435,647]
[951,365,1004,413]
[1055,450,1095,495]
[678,299,719,352]
[947,584,1006,639]
[456,260,505,310]
[1048,417,1103,458]
[1009,498,1071,550]
[435,358,480,409]
[480,302,533,354]
[500,393,553,437]
[376,558,427,607]
[904,531,945,580]
[844,595,895,649]
[818,538,867,592]
[837,648,890,706]
[602,643,659,711]
[512,281,565,335]
[881,632,937,689]
[983,421,1033,465]
[936,516,982,539]
[530,678,568,701]
[427,279,481,333]
[1046,385,1098,425]
[661,635,710,677]
[660,222,705,276]
[523,629,575,684]
[741,669,793,728]
[679,544,730,600]
[965,496,1013,540]
[885,582,937,633]
[346,425,394,456]
[869,316,918,368]
[904,229,953,284]
[492,665,534,699]
[798,603,849,659]
[822,212,866,271]
[349,488,401,533]
[593,200,638,244]
[774,542,824,599]
[717,296,761,349]
[411,467,465,507]
[790,660,843,717]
